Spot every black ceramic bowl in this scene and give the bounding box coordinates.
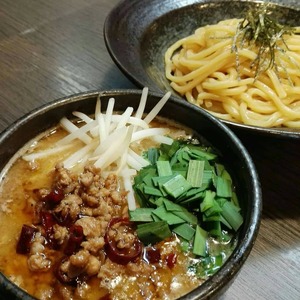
[104,0,300,139]
[0,90,261,299]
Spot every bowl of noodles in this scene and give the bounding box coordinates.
[0,89,261,299]
[104,0,300,138]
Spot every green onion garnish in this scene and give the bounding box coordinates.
[130,139,243,261]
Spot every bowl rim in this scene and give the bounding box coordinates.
[0,89,262,299]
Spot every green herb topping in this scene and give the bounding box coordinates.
[129,138,243,277]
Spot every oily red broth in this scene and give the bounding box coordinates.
[0,116,238,300]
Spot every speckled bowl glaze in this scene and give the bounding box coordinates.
[0,90,261,299]
[104,0,300,138]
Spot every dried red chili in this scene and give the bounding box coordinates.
[104,217,142,265]
[166,253,177,268]
[43,188,64,204]
[55,257,77,285]
[40,211,58,249]
[145,246,161,264]
[41,188,65,209]
[53,210,73,227]
[64,224,84,255]
[16,225,38,254]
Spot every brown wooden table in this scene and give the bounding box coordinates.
[0,0,299,299]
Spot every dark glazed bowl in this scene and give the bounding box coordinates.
[0,90,261,299]
[104,0,300,139]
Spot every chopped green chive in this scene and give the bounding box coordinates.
[193,226,208,256]
[130,139,243,263]
[221,201,243,231]
[216,176,232,198]
[129,208,154,222]
[173,223,196,241]
[152,205,185,225]
[144,185,163,197]
[137,221,172,245]
[162,174,191,198]
[157,160,173,177]
[146,148,159,165]
[187,160,205,187]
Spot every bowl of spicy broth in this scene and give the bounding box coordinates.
[0,89,261,299]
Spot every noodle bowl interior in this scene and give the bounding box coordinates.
[0,92,242,299]
[165,15,300,128]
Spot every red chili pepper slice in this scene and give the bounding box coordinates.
[16,225,38,254]
[166,253,177,268]
[104,217,142,265]
[64,224,84,255]
[55,257,77,285]
[53,210,73,227]
[40,211,59,249]
[145,246,161,264]
[43,188,64,204]
[41,188,65,211]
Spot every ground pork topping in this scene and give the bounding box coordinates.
[75,216,103,239]
[18,164,136,287]
[14,162,201,300]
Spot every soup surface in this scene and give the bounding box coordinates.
[0,111,240,300]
